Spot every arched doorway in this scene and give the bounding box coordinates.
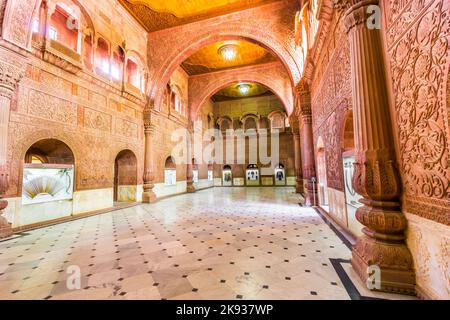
[341,110,363,236]
[222,165,232,186]
[22,139,75,225]
[114,150,137,203]
[275,163,286,186]
[246,164,260,186]
[164,156,177,186]
[316,137,329,209]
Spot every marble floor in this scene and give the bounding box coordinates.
[0,187,415,300]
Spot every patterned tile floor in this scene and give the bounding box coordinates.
[0,187,415,300]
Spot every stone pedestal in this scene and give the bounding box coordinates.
[0,167,12,239]
[338,0,415,294]
[142,109,157,203]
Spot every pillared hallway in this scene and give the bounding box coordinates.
[0,188,415,300]
[0,0,449,301]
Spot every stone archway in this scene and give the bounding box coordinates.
[189,63,293,118]
[146,1,301,111]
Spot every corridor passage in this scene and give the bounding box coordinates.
[0,188,412,300]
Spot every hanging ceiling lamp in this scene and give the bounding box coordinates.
[238,83,251,95]
[218,44,238,61]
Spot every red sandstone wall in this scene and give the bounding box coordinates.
[3,0,147,196]
[382,0,450,299]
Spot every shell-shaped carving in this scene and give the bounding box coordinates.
[23,175,66,199]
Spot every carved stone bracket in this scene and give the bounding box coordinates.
[0,60,25,98]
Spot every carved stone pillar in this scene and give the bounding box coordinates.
[186,121,195,193]
[142,108,157,203]
[297,82,317,206]
[293,133,304,194]
[0,60,25,238]
[338,0,415,294]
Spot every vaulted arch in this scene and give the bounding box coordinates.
[189,62,293,118]
[146,2,301,112]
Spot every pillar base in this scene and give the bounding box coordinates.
[0,200,12,239]
[0,219,12,239]
[352,235,416,296]
[304,191,317,207]
[142,191,157,203]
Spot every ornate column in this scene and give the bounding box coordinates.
[291,116,304,194]
[294,133,304,194]
[186,120,195,193]
[142,108,157,203]
[297,81,317,206]
[336,0,415,294]
[0,60,25,238]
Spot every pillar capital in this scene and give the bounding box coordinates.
[295,78,310,97]
[0,60,25,99]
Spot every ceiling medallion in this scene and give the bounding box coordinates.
[218,44,238,61]
[238,83,251,95]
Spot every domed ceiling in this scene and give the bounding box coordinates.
[119,0,280,32]
[181,40,277,75]
[212,82,272,102]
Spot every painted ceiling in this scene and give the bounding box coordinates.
[181,40,277,75]
[212,82,272,102]
[119,0,280,32]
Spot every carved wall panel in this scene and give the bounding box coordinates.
[385,0,450,225]
[2,0,37,48]
[28,90,78,125]
[84,108,112,132]
[311,17,352,193]
[116,118,138,139]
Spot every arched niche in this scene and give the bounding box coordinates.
[268,111,287,131]
[275,163,286,186]
[22,139,75,211]
[341,110,355,155]
[114,150,137,203]
[25,139,75,165]
[246,164,260,186]
[222,165,233,187]
[217,116,233,132]
[164,156,177,186]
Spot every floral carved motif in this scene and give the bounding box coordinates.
[84,108,111,132]
[324,112,344,190]
[2,0,36,48]
[28,90,77,125]
[117,118,138,138]
[387,0,450,225]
